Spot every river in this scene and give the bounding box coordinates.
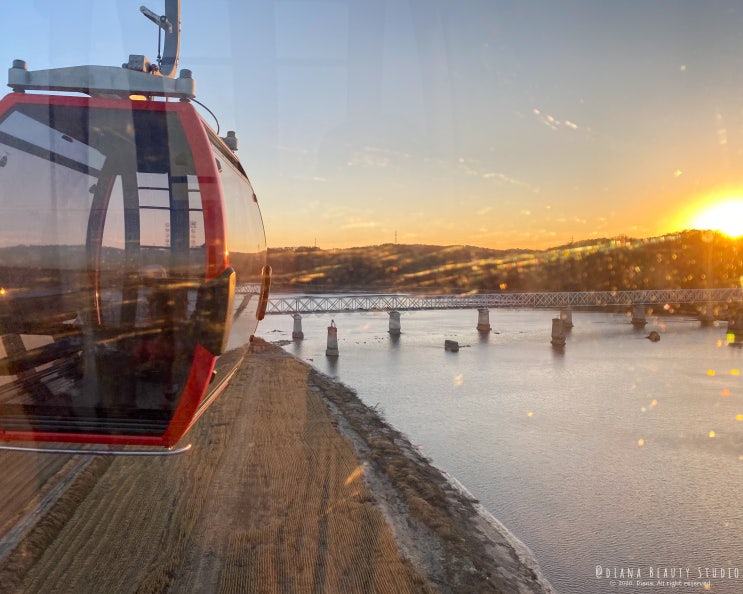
[246,305,743,594]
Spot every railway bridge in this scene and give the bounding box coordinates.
[236,287,743,315]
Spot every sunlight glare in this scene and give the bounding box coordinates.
[691,198,743,237]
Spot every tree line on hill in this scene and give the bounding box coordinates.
[0,231,737,296]
[253,231,742,294]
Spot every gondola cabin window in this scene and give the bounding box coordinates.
[0,94,247,446]
[209,134,267,335]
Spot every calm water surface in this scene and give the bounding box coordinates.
[248,306,743,594]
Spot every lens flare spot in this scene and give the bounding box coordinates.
[344,466,364,486]
[642,399,659,413]
[707,369,716,377]
[637,438,645,447]
[709,430,716,438]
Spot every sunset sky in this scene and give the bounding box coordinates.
[2,1,743,249]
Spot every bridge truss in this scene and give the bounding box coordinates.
[236,286,743,315]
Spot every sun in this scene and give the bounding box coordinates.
[691,198,743,238]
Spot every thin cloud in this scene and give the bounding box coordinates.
[340,219,382,230]
[533,107,579,132]
[481,171,540,193]
[288,174,327,182]
[320,206,374,221]
[273,144,312,155]
[346,145,412,169]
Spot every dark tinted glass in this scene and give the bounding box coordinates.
[0,100,209,437]
[210,136,268,340]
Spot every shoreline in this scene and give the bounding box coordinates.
[442,471,556,593]
[304,349,555,593]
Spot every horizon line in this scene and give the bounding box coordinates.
[266,228,740,252]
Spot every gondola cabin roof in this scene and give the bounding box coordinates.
[7,60,196,100]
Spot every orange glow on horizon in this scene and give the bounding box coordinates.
[689,198,743,238]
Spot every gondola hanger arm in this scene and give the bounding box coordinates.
[139,0,181,78]
[7,0,191,97]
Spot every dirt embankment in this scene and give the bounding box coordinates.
[0,339,553,593]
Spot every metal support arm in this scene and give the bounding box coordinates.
[7,1,188,97]
[139,0,181,78]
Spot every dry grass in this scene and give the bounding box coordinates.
[0,456,111,594]
[0,340,440,593]
[0,339,553,593]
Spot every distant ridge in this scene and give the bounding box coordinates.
[0,231,736,295]
[262,231,742,294]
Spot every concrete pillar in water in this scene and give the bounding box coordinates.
[476,308,491,333]
[326,320,339,357]
[631,304,647,328]
[698,304,714,327]
[551,318,566,347]
[291,313,304,340]
[388,310,401,336]
[728,315,743,347]
[559,307,573,329]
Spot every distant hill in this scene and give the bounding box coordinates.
[0,231,738,296]
[258,231,743,294]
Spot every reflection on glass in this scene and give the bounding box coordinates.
[0,98,263,441]
[209,134,268,338]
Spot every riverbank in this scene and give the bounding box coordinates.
[0,339,553,593]
[305,345,555,593]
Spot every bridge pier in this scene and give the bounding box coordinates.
[326,320,339,357]
[291,313,304,340]
[559,307,573,329]
[728,315,742,347]
[698,304,715,327]
[551,318,566,347]
[476,308,491,333]
[388,310,401,336]
[631,304,647,328]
